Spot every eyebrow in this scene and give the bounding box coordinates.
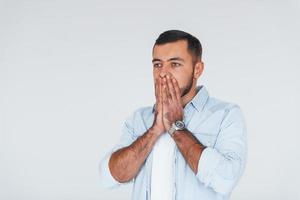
[152,57,185,63]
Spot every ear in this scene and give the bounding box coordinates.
[193,61,204,79]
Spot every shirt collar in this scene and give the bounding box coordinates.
[152,85,209,113]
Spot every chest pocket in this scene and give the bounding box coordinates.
[187,110,223,148]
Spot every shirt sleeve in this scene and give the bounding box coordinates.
[98,110,138,189]
[196,104,247,196]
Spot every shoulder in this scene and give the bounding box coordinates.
[204,96,246,126]
[128,105,153,120]
[206,96,243,115]
[123,105,154,128]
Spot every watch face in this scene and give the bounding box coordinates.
[175,120,185,129]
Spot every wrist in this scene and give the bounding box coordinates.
[149,125,164,137]
[168,120,186,137]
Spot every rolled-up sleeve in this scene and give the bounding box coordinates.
[98,110,138,189]
[196,105,247,196]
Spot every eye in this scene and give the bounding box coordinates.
[171,62,182,67]
[153,63,162,68]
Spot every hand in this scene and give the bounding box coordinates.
[161,74,184,131]
[150,77,165,136]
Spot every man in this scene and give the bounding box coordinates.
[99,30,247,200]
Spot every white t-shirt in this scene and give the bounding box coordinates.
[151,133,176,200]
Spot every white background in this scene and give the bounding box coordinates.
[1,0,299,199]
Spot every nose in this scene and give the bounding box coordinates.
[159,71,167,78]
[159,67,173,78]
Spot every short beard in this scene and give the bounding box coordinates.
[180,66,195,97]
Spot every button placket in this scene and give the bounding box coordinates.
[174,147,178,200]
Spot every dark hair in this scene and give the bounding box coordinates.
[154,30,202,63]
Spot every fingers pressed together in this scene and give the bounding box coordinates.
[158,74,181,105]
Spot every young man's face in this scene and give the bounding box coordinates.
[152,40,198,97]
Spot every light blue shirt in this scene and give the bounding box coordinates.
[99,85,247,200]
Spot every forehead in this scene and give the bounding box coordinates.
[152,40,192,61]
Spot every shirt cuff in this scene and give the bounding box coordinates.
[99,152,122,189]
[196,147,222,187]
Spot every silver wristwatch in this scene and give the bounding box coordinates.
[168,120,185,137]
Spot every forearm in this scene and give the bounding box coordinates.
[172,129,206,174]
[109,127,161,183]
